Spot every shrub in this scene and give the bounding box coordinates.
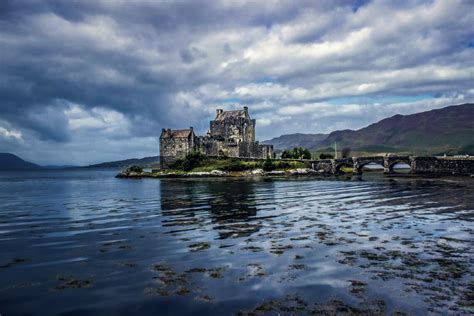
[273,161,290,169]
[128,165,143,173]
[180,151,208,171]
[319,153,334,159]
[170,159,183,170]
[262,158,275,171]
[281,147,311,159]
[221,159,247,172]
[342,147,352,158]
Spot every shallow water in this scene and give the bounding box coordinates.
[0,170,473,315]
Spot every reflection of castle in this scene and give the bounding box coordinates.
[160,107,274,169]
[159,180,262,239]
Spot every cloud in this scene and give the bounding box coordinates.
[0,0,472,164]
[0,126,22,141]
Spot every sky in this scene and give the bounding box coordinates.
[0,0,473,165]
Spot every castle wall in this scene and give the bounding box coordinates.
[160,108,274,169]
[160,134,194,169]
[210,117,243,141]
[243,119,256,143]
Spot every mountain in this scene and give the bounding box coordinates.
[317,103,474,154]
[265,103,474,155]
[262,133,328,150]
[43,165,78,169]
[0,153,43,171]
[83,155,160,169]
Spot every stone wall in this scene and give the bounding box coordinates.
[160,132,194,169]
[209,117,256,143]
[312,159,333,173]
[411,156,474,175]
[160,107,273,169]
[194,138,273,159]
[309,155,474,176]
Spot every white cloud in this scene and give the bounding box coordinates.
[0,0,473,163]
[0,126,23,140]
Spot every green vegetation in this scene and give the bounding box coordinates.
[339,166,353,173]
[128,165,143,173]
[262,158,275,171]
[171,151,208,171]
[319,153,334,159]
[281,147,311,159]
[267,104,474,156]
[170,152,306,173]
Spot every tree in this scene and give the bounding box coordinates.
[342,147,352,158]
[262,158,275,171]
[281,147,311,159]
[319,153,334,159]
[181,151,208,171]
[281,150,292,159]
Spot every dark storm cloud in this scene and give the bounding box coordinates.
[0,0,472,164]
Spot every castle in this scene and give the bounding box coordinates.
[160,107,274,169]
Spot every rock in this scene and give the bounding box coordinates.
[266,170,286,176]
[184,170,227,177]
[250,169,265,176]
[289,168,317,175]
[210,169,227,176]
[116,165,145,178]
[186,172,212,177]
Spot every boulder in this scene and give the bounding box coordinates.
[210,169,227,176]
[250,169,265,176]
[289,168,317,175]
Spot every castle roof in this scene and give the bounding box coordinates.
[215,109,247,121]
[160,128,193,139]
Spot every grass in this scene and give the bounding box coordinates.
[168,158,307,173]
[339,166,354,173]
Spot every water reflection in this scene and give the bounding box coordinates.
[0,171,472,315]
[160,179,263,239]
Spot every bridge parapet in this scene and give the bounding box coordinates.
[352,156,385,174]
[411,156,474,175]
[384,156,411,173]
[309,155,473,176]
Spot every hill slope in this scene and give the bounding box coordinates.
[262,133,328,150]
[317,103,474,154]
[83,156,160,169]
[264,103,474,155]
[0,153,43,171]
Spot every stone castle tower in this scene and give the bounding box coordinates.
[160,107,273,169]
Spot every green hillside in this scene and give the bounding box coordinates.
[264,103,474,155]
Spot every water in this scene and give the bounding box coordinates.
[0,170,473,315]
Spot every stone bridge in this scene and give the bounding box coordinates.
[311,156,474,176]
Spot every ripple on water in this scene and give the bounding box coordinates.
[0,171,473,315]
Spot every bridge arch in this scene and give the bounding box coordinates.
[388,161,411,173]
[384,156,412,173]
[353,157,385,174]
[334,162,354,174]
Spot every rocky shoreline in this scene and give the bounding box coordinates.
[116,167,324,179]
